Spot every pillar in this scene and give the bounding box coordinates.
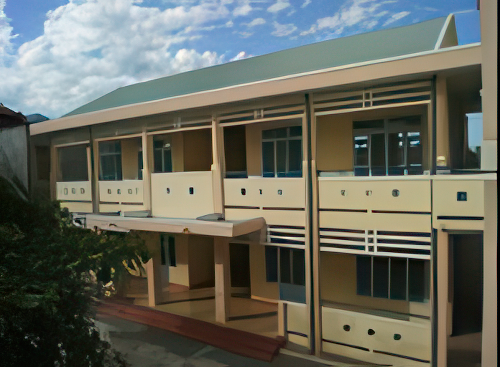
[436,230,449,367]
[144,232,163,307]
[214,237,231,323]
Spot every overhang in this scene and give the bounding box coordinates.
[84,214,265,238]
[30,43,482,136]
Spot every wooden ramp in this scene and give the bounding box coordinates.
[96,300,286,362]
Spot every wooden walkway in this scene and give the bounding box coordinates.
[96,300,286,362]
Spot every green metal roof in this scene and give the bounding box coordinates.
[65,17,447,117]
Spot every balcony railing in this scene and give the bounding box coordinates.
[151,171,214,219]
[321,306,431,364]
[224,177,306,245]
[56,181,93,213]
[318,176,432,259]
[98,180,145,212]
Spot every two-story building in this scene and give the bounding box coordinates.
[29,6,497,367]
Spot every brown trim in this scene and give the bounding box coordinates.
[319,208,368,213]
[321,338,369,352]
[224,205,260,210]
[59,200,92,203]
[120,202,145,206]
[436,215,484,221]
[372,210,431,215]
[262,207,305,211]
[373,350,430,363]
[99,201,120,205]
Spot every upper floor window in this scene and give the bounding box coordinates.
[58,144,88,182]
[353,116,422,176]
[153,138,173,173]
[99,141,122,181]
[262,126,302,177]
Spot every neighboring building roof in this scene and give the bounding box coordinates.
[26,114,49,124]
[0,104,27,128]
[65,16,448,118]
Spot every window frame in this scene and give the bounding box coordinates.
[353,116,422,176]
[356,255,430,303]
[261,126,302,178]
[153,138,173,173]
[99,141,122,181]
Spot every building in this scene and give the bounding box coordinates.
[29,4,496,367]
[0,104,29,193]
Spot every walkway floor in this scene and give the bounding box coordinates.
[96,313,334,367]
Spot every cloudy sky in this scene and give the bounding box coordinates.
[0,0,480,118]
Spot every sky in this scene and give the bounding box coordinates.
[0,0,480,119]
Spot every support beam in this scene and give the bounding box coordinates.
[436,229,449,367]
[482,180,497,366]
[145,233,163,307]
[214,237,231,323]
[211,116,224,215]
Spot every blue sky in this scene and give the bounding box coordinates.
[0,0,480,118]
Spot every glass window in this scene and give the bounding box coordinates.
[58,145,88,182]
[373,257,389,298]
[390,258,407,300]
[262,126,302,177]
[357,255,428,302]
[280,248,291,284]
[292,249,305,286]
[353,116,422,176]
[356,255,372,296]
[464,113,482,169]
[99,141,122,181]
[153,139,173,173]
[168,236,176,267]
[265,246,278,282]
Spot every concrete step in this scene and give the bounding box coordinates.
[96,300,286,362]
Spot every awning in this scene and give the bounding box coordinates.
[84,214,265,238]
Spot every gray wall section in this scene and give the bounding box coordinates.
[0,125,29,190]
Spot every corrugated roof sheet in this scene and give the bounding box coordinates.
[65,17,447,117]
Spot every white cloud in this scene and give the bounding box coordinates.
[230,50,251,61]
[300,0,405,37]
[383,11,410,26]
[233,4,252,16]
[301,0,311,8]
[271,21,296,37]
[0,0,230,117]
[0,0,15,64]
[246,17,266,27]
[267,0,290,14]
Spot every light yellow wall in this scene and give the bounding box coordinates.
[436,76,450,167]
[320,252,409,314]
[183,129,212,172]
[121,138,141,179]
[249,244,279,300]
[316,105,429,172]
[169,234,190,287]
[188,235,215,289]
[316,115,353,171]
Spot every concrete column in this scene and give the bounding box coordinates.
[435,76,450,168]
[211,116,224,215]
[436,230,449,367]
[145,232,163,307]
[141,130,152,212]
[482,180,497,366]
[214,237,230,323]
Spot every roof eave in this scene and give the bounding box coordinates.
[30,43,482,136]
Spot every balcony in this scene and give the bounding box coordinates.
[98,180,145,212]
[151,171,215,219]
[56,181,92,213]
[318,176,432,259]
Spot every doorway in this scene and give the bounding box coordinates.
[230,243,250,296]
[447,233,483,367]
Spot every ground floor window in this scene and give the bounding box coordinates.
[161,235,176,267]
[356,255,429,302]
